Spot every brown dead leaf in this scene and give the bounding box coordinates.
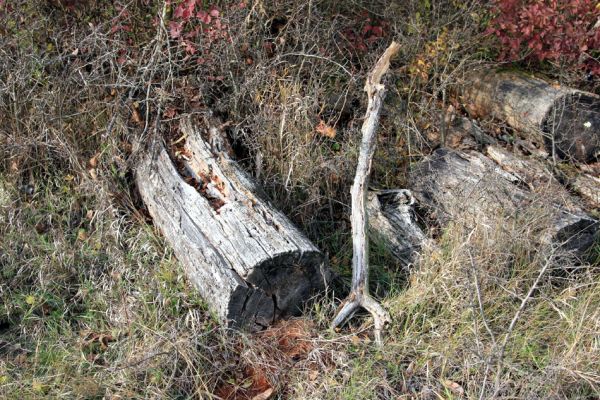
[251,388,274,400]
[446,133,463,148]
[443,379,464,396]
[260,319,314,359]
[89,153,99,168]
[163,107,177,119]
[86,210,95,220]
[131,109,142,125]
[316,120,336,139]
[10,159,19,173]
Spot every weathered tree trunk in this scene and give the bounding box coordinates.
[367,189,428,267]
[409,148,598,259]
[485,145,556,190]
[135,117,327,331]
[461,70,600,162]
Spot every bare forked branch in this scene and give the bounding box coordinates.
[331,42,400,346]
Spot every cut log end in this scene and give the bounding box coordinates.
[462,70,600,163]
[228,251,326,330]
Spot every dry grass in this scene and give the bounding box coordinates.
[1,0,599,399]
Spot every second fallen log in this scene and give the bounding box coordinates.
[409,148,598,259]
[367,189,428,267]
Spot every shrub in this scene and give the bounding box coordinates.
[487,0,600,75]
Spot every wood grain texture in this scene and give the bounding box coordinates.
[136,118,327,331]
[331,42,400,345]
[367,189,428,267]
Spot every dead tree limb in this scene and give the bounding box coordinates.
[331,42,400,345]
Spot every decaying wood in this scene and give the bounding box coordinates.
[367,189,428,267]
[461,70,600,162]
[136,117,327,331]
[331,42,400,345]
[571,174,600,209]
[485,145,556,190]
[486,144,600,209]
[409,148,598,259]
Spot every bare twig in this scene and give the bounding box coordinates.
[331,42,400,346]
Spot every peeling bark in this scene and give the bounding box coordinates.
[367,189,428,267]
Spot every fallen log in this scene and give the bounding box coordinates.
[461,70,600,162]
[409,148,598,259]
[135,117,327,331]
[485,145,556,190]
[367,189,428,267]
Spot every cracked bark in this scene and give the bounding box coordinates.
[135,117,328,331]
[331,42,400,345]
[367,189,429,267]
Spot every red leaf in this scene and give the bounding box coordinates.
[169,21,184,38]
[196,10,211,24]
[184,40,197,55]
[174,0,196,20]
[372,26,383,37]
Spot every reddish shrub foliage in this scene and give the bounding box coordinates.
[168,0,245,59]
[487,0,600,75]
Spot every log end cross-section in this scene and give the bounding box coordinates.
[135,117,328,331]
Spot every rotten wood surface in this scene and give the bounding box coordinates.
[409,148,598,259]
[331,42,400,345]
[572,173,600,209]
[136,117,327,331]
[367,189,428,267]
[461,70,600,162]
